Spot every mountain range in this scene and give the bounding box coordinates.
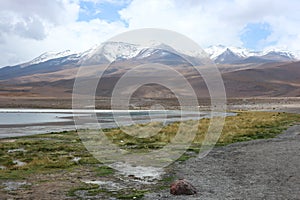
[0,42,299,106]
[3,42,299,69]
[1,42,298,80]
[205,45,298,64]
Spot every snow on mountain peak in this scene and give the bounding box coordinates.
[84,41,184,62]
[261,48,296,60]
[18,42,299,68]
[22,50,75,67]
[97,41,142,62]
[204,45,257,59]
[204,45,297,62]
[292,50,300,60]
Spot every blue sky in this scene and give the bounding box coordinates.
[78,1,129,24]
[240,23,274,50]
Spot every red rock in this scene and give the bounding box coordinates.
[170,179,197,195]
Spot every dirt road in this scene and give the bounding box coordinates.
[144,124,300,199]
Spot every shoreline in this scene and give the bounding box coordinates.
[1,97,299,110]
[0,109,234,139]
[0,109,299,199]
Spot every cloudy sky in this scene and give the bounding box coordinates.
[1,0,300,67]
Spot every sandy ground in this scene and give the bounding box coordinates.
[144,124,300,200]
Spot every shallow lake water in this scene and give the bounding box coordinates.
[0,109,235,182]
[0,112,72,125]
[0,109,233,139]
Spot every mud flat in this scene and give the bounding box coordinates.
[227,97,300,114]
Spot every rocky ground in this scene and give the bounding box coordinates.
[1,104,300,200]
[144,124,300,199]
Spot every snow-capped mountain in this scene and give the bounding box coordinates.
[204,45,297,64]
[15,41,210,69]
[88,42,141,62]
[1,42,300,99]
[214,48,243,64]
[76,41,201,66]
[21,50,76,68]
[1,42,299,81]
[0,42,192,80]
[15,43,299,68]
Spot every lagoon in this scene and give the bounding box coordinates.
[0,109,232,139]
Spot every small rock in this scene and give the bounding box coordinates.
[170,179,197,195]
[128,174,135,178]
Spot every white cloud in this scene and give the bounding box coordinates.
[119,0,245,47]
[0,0,126,66]
[0,0,79,31]
[119,0,300,51]
[1,0,300,67]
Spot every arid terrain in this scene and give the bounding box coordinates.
[145,124,300,200]
[2,1,300,199]
[1,43,300,199]
[1,59,300,107]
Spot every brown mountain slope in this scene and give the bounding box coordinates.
[0,61,299,100]
[222,61,300,97]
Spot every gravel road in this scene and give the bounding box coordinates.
[144,124,300,200]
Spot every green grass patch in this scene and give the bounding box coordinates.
[177,154,192,162]
[102,111,300,152]
[0,111,299,181]
[94,165,115,176]
[68,182,100,197]
[217,111,300,145]
[0,131,95,179]
[68,182,148,199]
